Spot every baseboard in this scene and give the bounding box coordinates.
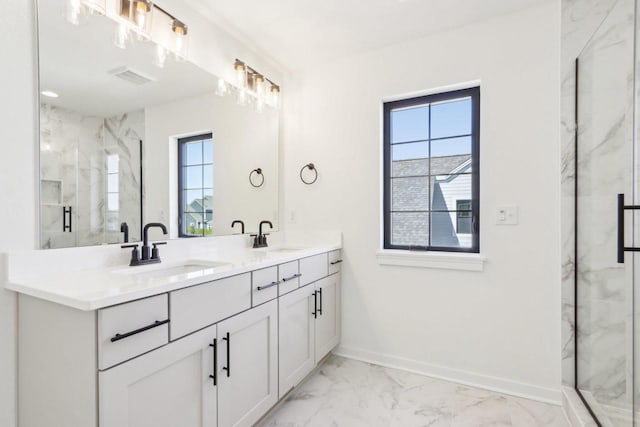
[334,345,562,405]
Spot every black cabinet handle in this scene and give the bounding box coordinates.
[330,260,343,265]
[617,193,640,263]
[209,338,217,386]
[282,273,302,282]
[222,332,230,377]
[257,281,280,291]
[110,319,169,342]
[312,291,318,319]
[318,288,323,316]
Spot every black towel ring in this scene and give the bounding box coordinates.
[300,163,318,185]
[249,168,265,188]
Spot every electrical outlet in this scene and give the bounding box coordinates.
[496,206,518,225]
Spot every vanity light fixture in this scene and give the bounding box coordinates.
[118,0,153,41]
[41,90,59,98]
[133,0,153,32]
[228,59,281,109]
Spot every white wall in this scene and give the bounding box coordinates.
[0,1,283,426]
[0,1,39,427]
[282,2,562,402]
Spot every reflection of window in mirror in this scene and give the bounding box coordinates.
[178,133,213,237]
[106,154,120,232]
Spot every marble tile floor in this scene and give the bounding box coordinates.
[258,356,569,427]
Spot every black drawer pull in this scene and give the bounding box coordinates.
[330,260,343,265]
[222,332,231,377]
[312,291,318,319]
[282,273,301,282]
[209,338,217,386]
[257,281,280,291]
[110,319,169,342]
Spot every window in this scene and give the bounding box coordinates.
[383,87,480,253]
[178,133,213,237]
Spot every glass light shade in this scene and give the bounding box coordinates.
[215,78,229,97]
[255,75,265,98]
[269,85,280,108]
[236,88,249,106]
[172,20,189,61]
[154,45,167,68]
[66,0,83,25]
[113,22,132,49]
[119,0,152,40]
[235,61,247,89]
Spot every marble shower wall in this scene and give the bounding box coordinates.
[39,104,143,249]
[574,0,635,420]
[560,0,618,389]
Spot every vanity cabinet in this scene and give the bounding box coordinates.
[278,285,316,397]
[99,324,218,427]
[278,270,341,398]
[17,249,341,427]
[217,300,278,427]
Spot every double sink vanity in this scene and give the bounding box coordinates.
[7,233,342,427]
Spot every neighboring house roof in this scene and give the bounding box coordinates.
[391,154,470,177]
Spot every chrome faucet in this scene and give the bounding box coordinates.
[121,222,168,266]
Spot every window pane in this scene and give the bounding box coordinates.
[430,155,471,176]
[431,212,472,248]
[184,189,203,212]
[184,141,203,165]
[391,106,429,143]
[183,212,203,236]
[431,174,472,211]
[457,212,473,234]
[431,98,471,139]
[392,158,429,178]
[107,193,119,212]
[392,177,429,211]
[392,141,429,162]
[431,136,471,158]
[391,212,429,247]
[107,174,119,192]
[107,154,119,173]
[203,139,213,164]
[457,199,472,211]
[184,166,203,189]
[203,165,213,188]
[203,188,213,211]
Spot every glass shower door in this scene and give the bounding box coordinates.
[576,0,636,425]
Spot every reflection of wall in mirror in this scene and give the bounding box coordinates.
[143,90,279,239]
[39,104,143,248]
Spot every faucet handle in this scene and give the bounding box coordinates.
[121,244,140,266]
[151,242,167,260]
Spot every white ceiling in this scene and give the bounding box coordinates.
[187,0,552,69]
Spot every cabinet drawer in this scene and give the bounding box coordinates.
[252,266,279,306]
[299,253,328,287]
[278,261,300,295]
[98,294,169,370]
[328,250,343,275]
[170,273,251,340]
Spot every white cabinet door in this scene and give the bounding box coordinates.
[217,300,278,427]
[315,274,341,361]
[278,285,316,398]
[99,324,217,427]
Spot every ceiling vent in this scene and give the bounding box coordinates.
[109,67,155,85]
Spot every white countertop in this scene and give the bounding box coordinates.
[5,243,341,311]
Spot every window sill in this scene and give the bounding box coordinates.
[376,250,486,272]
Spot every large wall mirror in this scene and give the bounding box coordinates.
[38,0,280,249]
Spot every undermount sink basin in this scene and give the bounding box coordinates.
[113,260,230,279]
